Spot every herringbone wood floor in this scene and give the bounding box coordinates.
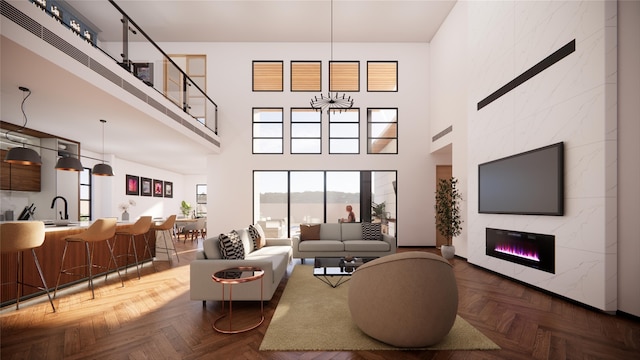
[1,240,639,359]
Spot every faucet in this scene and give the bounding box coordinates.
[51,196,69,220]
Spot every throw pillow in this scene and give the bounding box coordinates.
[362,222,382,241]
[254,222,266,241]
[300,224,321,240]
[248,224,265,250]
[218,230,245,259]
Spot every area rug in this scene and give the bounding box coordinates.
[259,265,500,351]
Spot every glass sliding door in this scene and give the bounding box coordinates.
[326,171,360,223]
[253,170,396,237]
[254,171,288,238]
[371,171,397,236]
[290,171,324,230]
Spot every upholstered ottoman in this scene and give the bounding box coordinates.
[347,251,458,347]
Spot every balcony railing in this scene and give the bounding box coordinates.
[29,0,218,134]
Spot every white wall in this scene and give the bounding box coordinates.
[616,0,640,317]
[82,149,201,221]
[436,0,618,312]
[430,1,469,257]
[153,41,443,246]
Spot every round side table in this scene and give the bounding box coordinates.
[211,266,265,334]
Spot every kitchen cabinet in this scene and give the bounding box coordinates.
[0,149,41,191]
[0,223,157,304]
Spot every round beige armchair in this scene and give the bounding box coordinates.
[348,251,458,347]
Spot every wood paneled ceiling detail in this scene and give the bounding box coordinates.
[253,62,283,91]
[330,62,359,92]
[291,62,321,92]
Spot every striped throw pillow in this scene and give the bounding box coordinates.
[218,230,245,259]
[361,222,382,241]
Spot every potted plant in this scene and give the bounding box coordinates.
[180,200,192,218]
[435,177,463,260]
[371,201,386,222]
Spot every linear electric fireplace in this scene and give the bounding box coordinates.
[486,228,555,273]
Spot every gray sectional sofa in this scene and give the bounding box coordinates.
[190,226,292,303]
[292,222,396,262]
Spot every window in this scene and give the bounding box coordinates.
[330,61,360,92]
[186,55,207,124]
[80,167,92,221]
[254,172,288,228]
[253,170,397,237]
[165,54,208,125]
[196,184,207,217]
[368,108,398,154]
[253,108,283,154]
[291,108,321,154]
[326,171,360,223]
[290,171,325,226]
[329,109,360,154]
[253,61,283,91]
[291,61,321,91]
[367,61,398,92]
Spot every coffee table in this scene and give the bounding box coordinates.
[211,266,264,334]
[313,257,377,288]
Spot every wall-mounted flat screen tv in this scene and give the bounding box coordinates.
[478,142,564,216]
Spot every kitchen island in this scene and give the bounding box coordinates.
[0,221,156,306]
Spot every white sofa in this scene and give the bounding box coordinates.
[292,222,396,262]
[190,226,292,304]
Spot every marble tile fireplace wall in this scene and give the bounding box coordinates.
[465,1,617,312]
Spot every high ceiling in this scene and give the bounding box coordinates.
[1,1,456,174]
[68,0,457,43]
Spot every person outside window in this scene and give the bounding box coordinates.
[340,205,356,223]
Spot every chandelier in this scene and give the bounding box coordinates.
[310,92,354,114]
[310,0,354,114]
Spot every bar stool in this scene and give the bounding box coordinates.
[54,218,122,300]
[108,216,153,279]
[151,215,179,264]
[0,221,56,312]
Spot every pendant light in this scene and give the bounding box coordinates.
[55,154,84,171]
[309,0,354,114]
[4,87,42,166]
[92,119,113,176]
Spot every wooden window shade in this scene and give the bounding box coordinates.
[368,61,398,92]
[291,61,321,91]
[253,61,283,91]
[330,61,359,92]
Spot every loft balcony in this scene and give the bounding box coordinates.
[0,0,219,174]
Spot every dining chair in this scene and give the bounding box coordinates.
[108,216,153,279]
[179,217,206,243]
[0,221,56,312]
[150,215,179,264]
[54,218,122,300]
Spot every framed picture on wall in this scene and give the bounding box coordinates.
[153,179,164,197]
[164,181,173,198]
[126,175,139,195]
[141,177,152,196]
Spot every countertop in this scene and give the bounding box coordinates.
[0,220,135,232]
